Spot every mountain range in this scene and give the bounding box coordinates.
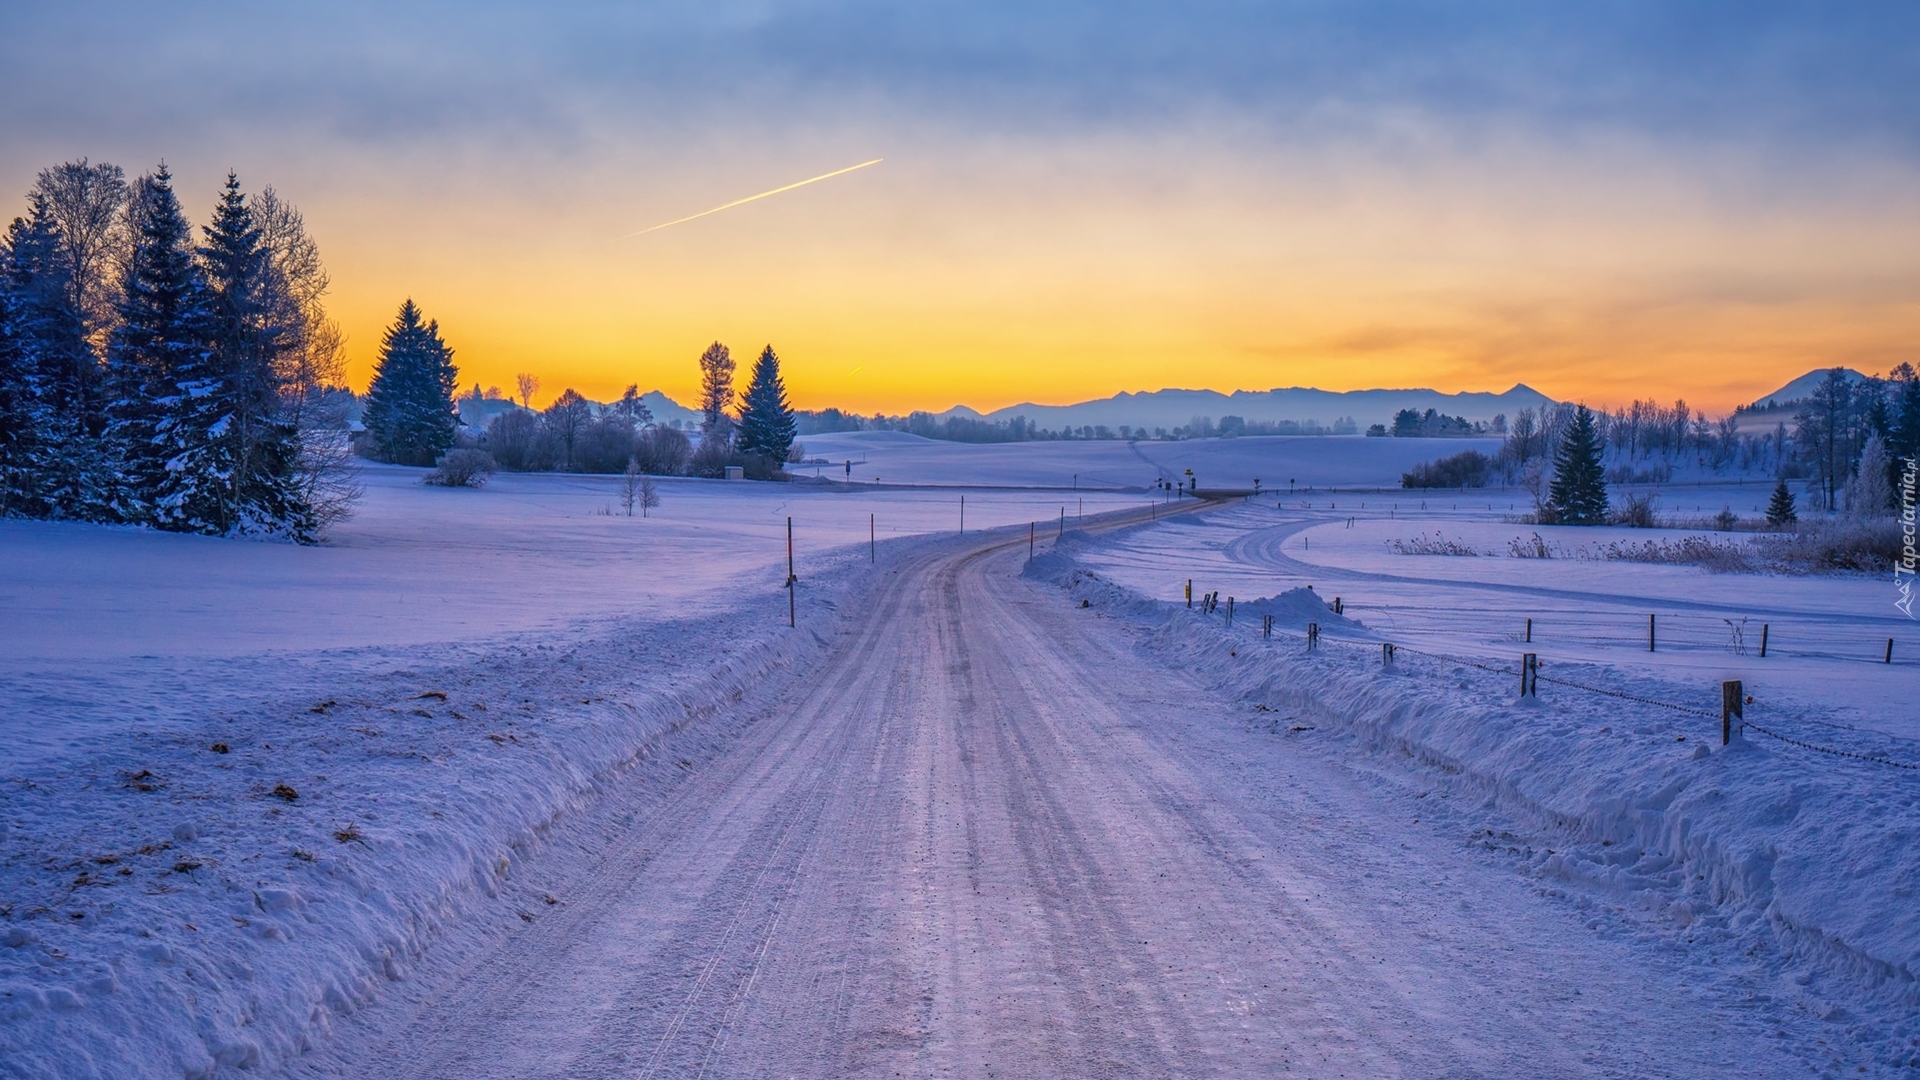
[544,368,1868,433]
[928,385,1557,432]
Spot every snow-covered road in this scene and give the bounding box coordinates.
[300,525,1810,1078]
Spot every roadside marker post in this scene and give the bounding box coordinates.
[1722,680,1743,744]
[1030,522,1035,560]
[1186,580,1192,608]
[870,513,875,563]
[786,517,796,628]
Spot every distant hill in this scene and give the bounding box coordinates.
[1748,368,1869,411]
[934,385,1557,432]
[638,390,701,428]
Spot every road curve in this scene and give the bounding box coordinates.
[301,526,1801,1079]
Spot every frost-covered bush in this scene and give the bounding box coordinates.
[1387,531,1482,556]
[687,435,735,479]
[1611,493,1660,528]
[1756,518,1903,572]
[1598,535,1754,572]
[1508,532,1553,559]
[424,448,498,488]
[631,425,691,476]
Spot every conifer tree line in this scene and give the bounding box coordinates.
[1410,369,1920,516]
[1405,368,1919,529]
[0,158,357,540]
[457,340,798,480]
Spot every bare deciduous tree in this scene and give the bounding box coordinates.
[254,186,361,534]
[516,373,540,409]
[543,389,592,470]
[640,475,660,517]
[621,458,642,516]
[31,158,130,364]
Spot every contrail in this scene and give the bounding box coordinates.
[621,158,882,238]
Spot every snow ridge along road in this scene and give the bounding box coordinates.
[305,515,1812,1079]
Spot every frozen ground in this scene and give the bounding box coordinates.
[2,444,1914,1077]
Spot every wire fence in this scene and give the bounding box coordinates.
[1341,602,1905,669]
[1203,599,1920,774]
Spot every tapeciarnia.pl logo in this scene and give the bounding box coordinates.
[1898,456,1916,619]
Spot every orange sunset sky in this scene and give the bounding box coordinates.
[4,4,1917,416]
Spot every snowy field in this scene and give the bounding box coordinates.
[1077,497,1917,736]
[798,429,1504,490]
[0,464,1140,768]
[4,439,1917,1076]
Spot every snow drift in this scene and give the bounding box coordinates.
[1029,537,1920,1025]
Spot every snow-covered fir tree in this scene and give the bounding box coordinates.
[1765,479,1797,526]
[1,196,104,518]
[1544,404,1608,525]
[177,171,311,537]
[361,299,458,466]
[1,159,355,537]
[736,345,796,466]
[105,164,206,524]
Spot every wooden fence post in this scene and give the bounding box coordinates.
[1759,622,1768,657]
[1382,642,1395,666]
[1186,579,1192,608]
[1722,680,1743,744]
[787,517,796,628]
[1888,638,1896,664]
[1525,617,1532,643]
[1029,522,1035,560]
[1649,613,1657,652]
[1521,653,1537,697]
[1307,622,1319,650]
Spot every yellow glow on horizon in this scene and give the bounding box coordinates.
[306,136,1920,418]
